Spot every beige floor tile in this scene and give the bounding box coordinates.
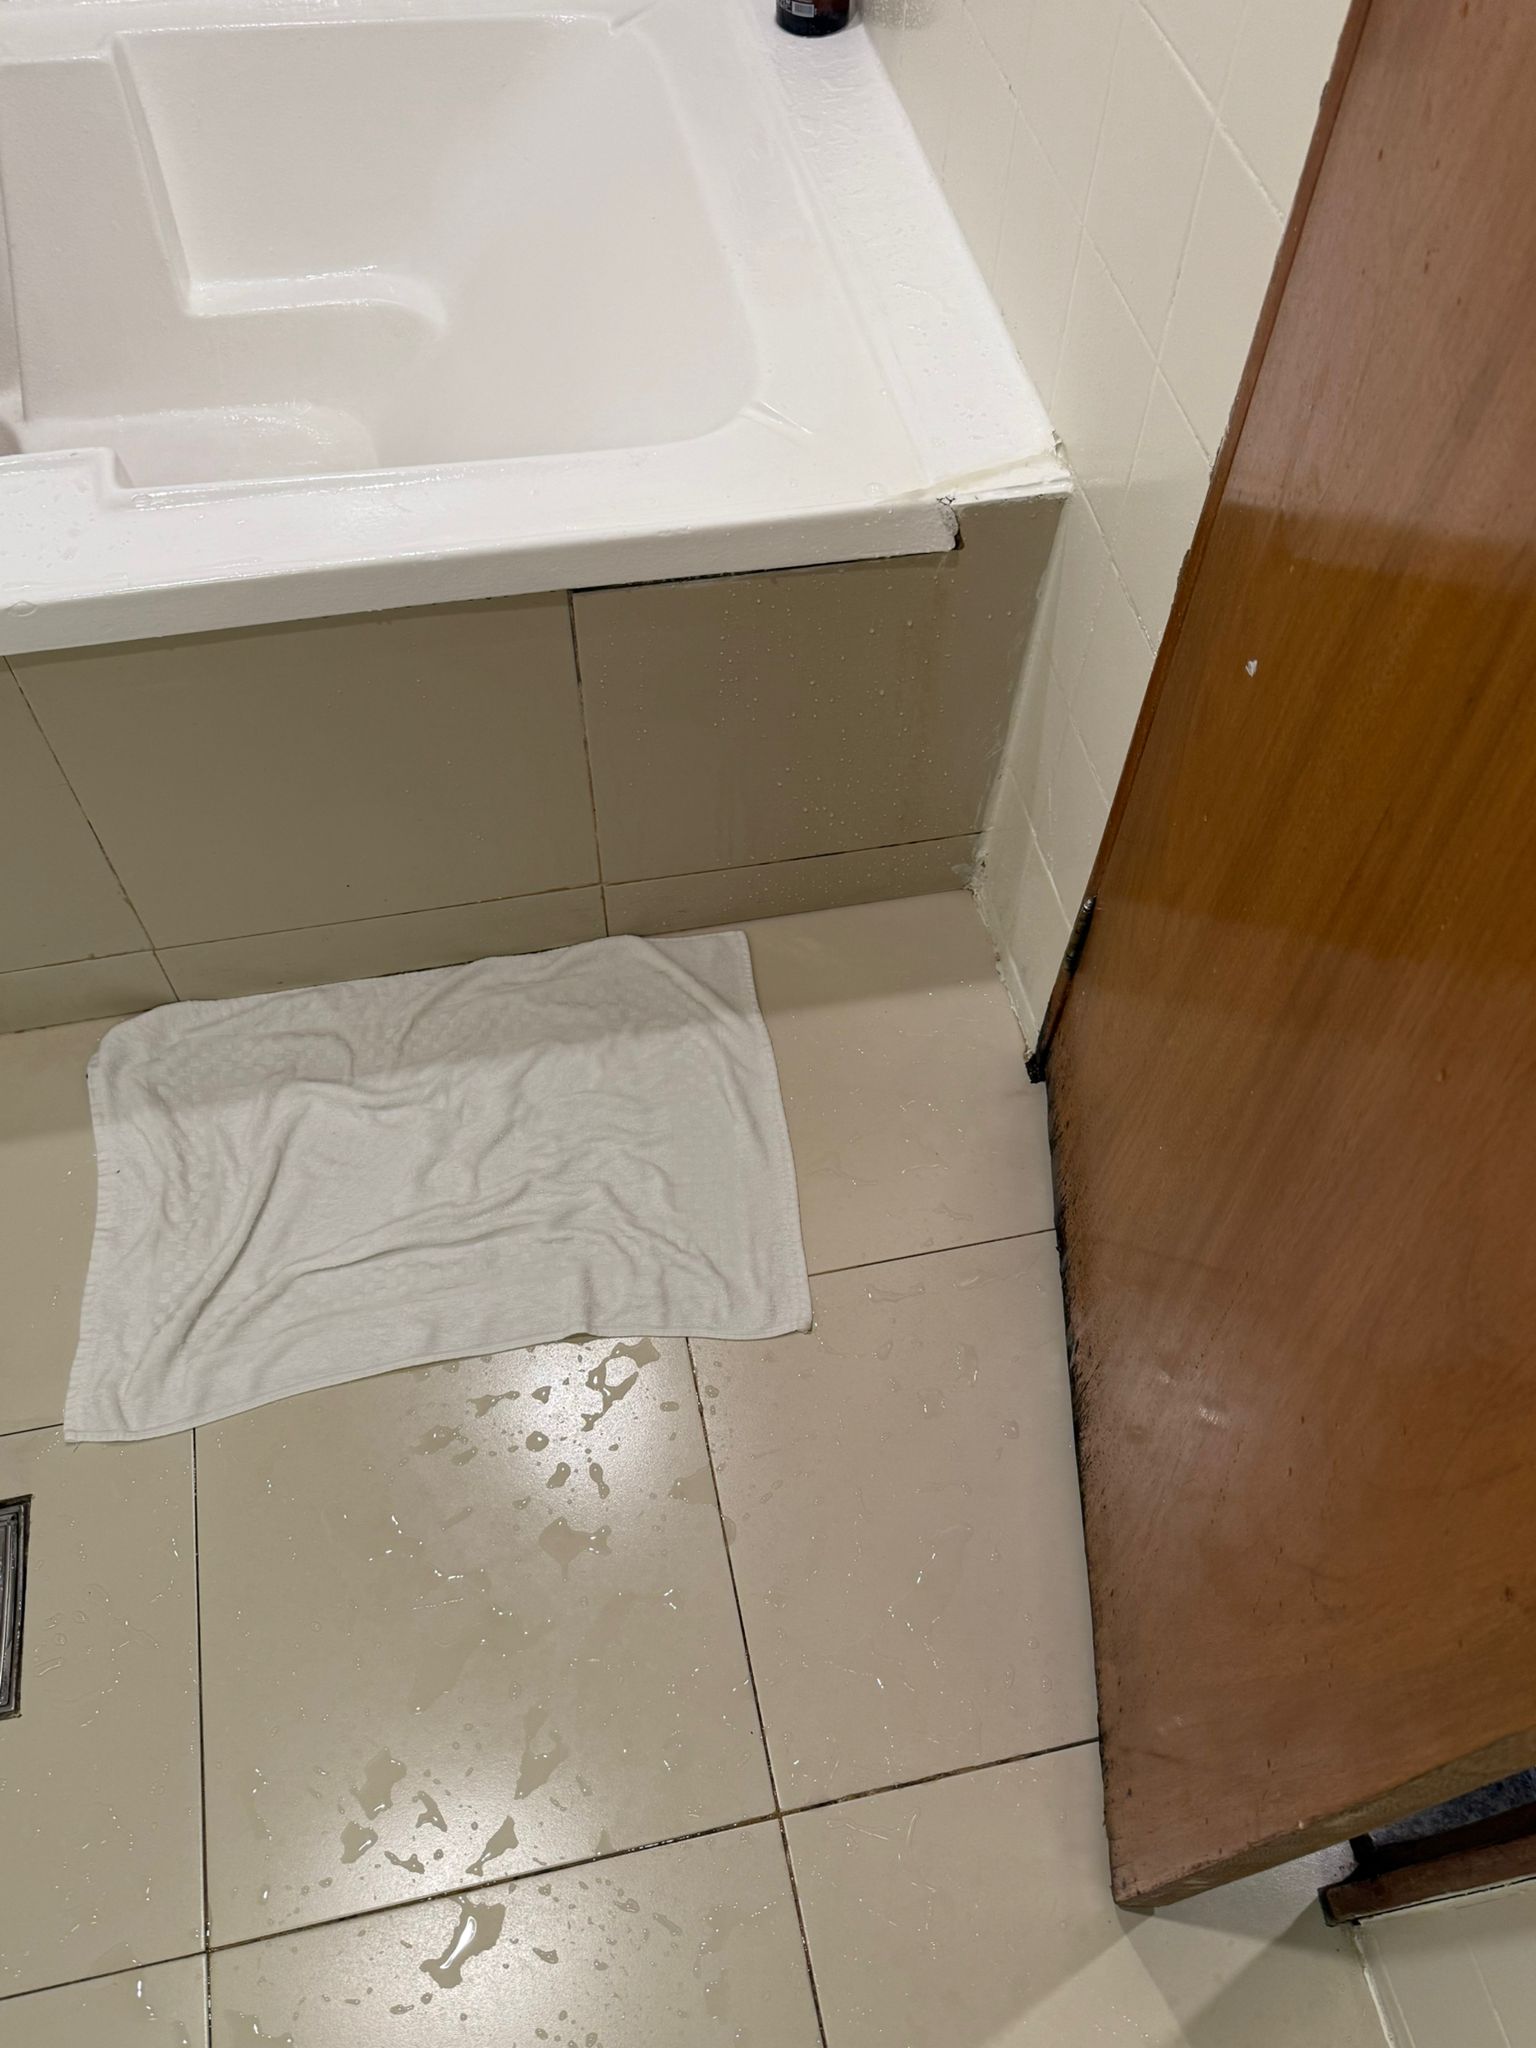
[0,1019,109,1433]
[197,1340,772,1946]
[16,599,597,947]
[696,1237,1097,1805]
[604,840,976,939]
[746,894,1054,1273]
[0,1428,202,1998]
[209,1821,821,2048]
[1,1957,208,2047]
[787,1748,1384,2048]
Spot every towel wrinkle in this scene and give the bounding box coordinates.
[66,932,809,1441]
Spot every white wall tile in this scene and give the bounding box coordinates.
[862,0,909,82]
[1159,125,1282,455]
[977,762,1035,951]
[1470,1888,1536,2032]
[1143,0,1246,103]
[1015,831,1071,1027]
[1069,561,1155,799]
[979,780,1070,1033]
[1051,238,1157,533]
[868,0,1323,1033]
[1086,4,1214,346]
[1362,1885,1536,2048]
[1043,722,1109,917]
[1015,653,1073,832]
[1115,370,1209,642]
[1222,0,1349,208]
[900,0,966,173]
[1016,0,1125,215]
[970,0,1035,97]
[992,562,1065,817]
[1044,490,1112,701]
[992,115,1081,404]
[942,14,1019,278]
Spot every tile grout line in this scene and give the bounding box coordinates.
[5,661,156,955]
[808,1223,1056,1281]
[682,1337,779,1805]
[780,1734,1101,1822]
[2,836,988,979]
[777,1815,832,2048]
[189,1427,215,2042]
[683,1337,831,2048]
[0,1232,1061,1446]
[602,830,982,896]
[0,1951,209,2010]
[200,1808,783,1964]
[563,592,609,936]
[0,1739,1105,2004]
[0,884,606,983]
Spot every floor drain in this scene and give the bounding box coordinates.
[0,1496,29,1719]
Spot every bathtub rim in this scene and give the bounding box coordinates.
[0,0,1066,653]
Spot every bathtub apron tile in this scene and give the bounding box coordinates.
[15,598,598,947]
[575,499,1060,886]
[602,840,976,938]
[0,665,148,974]
[158,886,606,1002]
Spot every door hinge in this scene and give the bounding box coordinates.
[1062,893,1097,979]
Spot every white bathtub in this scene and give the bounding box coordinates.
[0,0,1061,651]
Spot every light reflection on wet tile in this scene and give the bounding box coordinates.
[197,1338,770,1945]
[209,1821,821,2047]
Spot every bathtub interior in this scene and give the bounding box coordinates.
[0,13,758,485]
[0,0,1062,651]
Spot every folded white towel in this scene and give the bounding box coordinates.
[65,932,809,1441]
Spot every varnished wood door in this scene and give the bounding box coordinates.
[1046,0,1536,1906]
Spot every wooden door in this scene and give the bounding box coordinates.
[1046,0,1536,1906]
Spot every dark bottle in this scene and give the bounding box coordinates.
[776,0,853,34]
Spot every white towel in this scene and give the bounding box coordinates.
[65,932,809,1441]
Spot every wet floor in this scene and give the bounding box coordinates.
[0,897,1383,2044]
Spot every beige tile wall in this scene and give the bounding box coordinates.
[1,498,1056,1029]
[0,665,148,969]
[574,497,1055,884]
[866,0,1351,1031]
[16,598,600,946]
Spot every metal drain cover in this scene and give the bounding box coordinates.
[0,1496,28,1718]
